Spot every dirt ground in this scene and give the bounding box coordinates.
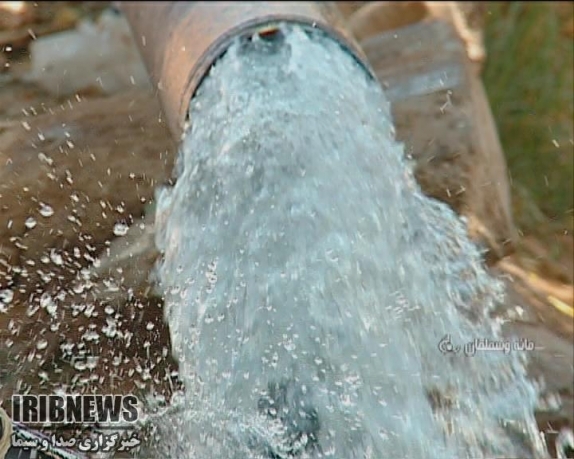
[0,1,572,457]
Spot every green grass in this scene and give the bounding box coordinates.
[483,2,573,236]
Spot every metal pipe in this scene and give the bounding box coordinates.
[120,1,375,140]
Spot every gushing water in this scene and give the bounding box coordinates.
[150,25,547,458]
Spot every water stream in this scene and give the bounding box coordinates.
[148,24,548,458]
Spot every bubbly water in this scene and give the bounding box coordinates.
[150,24,548,458]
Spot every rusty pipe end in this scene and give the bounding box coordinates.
[120,2,375,141]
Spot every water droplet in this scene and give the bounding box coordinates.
[146,322,155,331]
[82,330,100,342]
[50,249,63,266]
[113,222,129,236]
[44,300,57,317]
[25,217,37,229]
[38,152,53,165]
[103,278,120,292]
[39,203,54,217]
[0,289,14,306]
[36,339,48,350]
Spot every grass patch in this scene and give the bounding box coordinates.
[483,2,573,237]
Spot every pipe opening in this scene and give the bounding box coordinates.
[121,2,375,140]
[183,21,376,135]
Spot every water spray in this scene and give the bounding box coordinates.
[2,4,373,457]
[122,1,548,458]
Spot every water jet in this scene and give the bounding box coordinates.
[120,2,548,458]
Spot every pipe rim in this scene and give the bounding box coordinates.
[179,17,376,137]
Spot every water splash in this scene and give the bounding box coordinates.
[151,24,548,458]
